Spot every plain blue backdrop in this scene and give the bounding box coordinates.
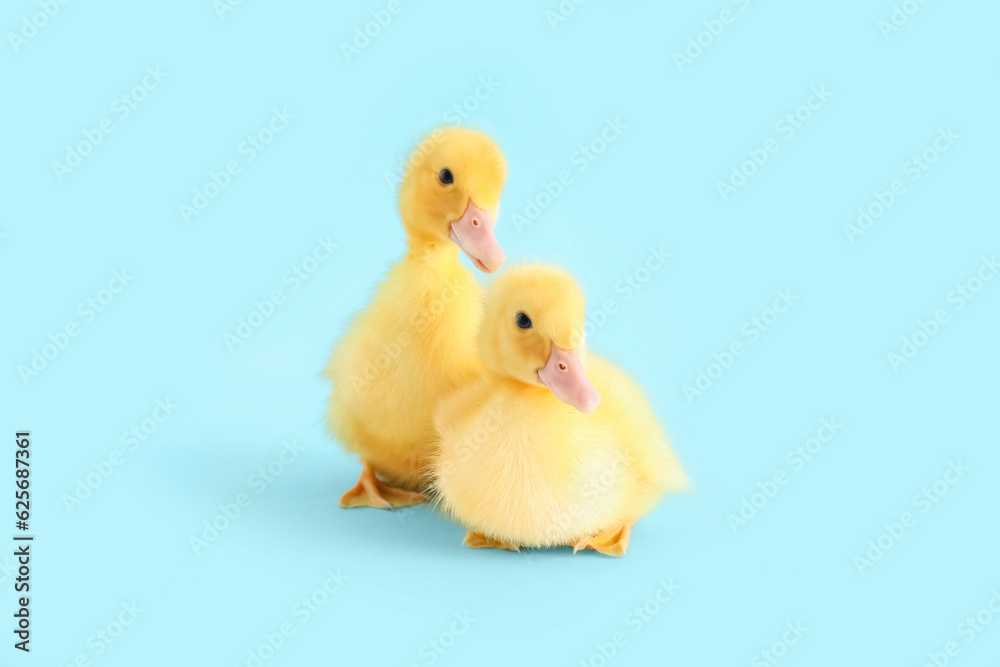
[2,1,999,665]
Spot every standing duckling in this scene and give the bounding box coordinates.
[325,128,507,509]
[431,265,689,555]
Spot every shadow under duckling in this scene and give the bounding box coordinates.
[325,128,507,509]
[430,265,690,556]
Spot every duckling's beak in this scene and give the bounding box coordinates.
[449,201,505,273]
[537,347,601,414]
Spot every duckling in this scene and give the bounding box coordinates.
[431,265,689,555]
[325,128,507,509]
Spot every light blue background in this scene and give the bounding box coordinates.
[2,1,999,665]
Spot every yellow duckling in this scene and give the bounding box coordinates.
[325,128,507,509]
[431,265,689,555]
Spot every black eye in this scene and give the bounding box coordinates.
[439,168,453,185]
[516,312,532,329]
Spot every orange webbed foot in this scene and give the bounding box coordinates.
[339,464,427,510]
[571,523,632,557]
[463,531,521,552]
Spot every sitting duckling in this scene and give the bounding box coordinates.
[325,128,507,509]
[431,265,689,555]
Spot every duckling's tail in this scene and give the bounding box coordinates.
[659,448,693,494]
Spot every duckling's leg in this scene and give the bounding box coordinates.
[571,523,633,557]
[339,463,427,510]
[463,531,520,552]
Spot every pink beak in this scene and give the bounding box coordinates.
[449,201,505,273]
[537,347,601,414]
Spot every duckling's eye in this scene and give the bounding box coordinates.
[516,312,532,329]
[439,168,454,185]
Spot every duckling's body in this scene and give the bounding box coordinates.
[434,355,685,548]
[431,266,688,554]
[328,246,481,489]
[325,128,507,509]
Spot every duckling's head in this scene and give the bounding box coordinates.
[399,127,507,273]
[480,265,601,414]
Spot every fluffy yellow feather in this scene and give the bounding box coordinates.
[325,128,507,509]
[430,265,689,555]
